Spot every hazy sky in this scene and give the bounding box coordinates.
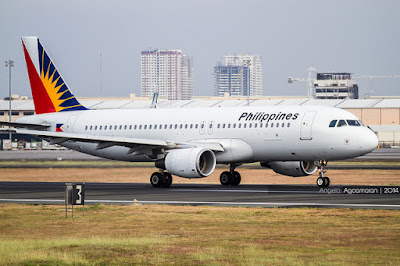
[1,0,399,99]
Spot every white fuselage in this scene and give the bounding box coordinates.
[17,105,378,164]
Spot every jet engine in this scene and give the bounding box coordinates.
[262,161,318,177]
[159,147,216,178]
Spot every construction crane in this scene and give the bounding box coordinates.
[352,74,400,80]
[288,67,317,98]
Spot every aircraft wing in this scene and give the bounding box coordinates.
[15,129,224,153]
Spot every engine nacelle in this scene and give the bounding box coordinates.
[164,147,216,178]
[264,161,318,177]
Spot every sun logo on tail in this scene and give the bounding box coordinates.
[38,42,87,112]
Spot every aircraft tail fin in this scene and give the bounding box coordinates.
[21,37,87,114]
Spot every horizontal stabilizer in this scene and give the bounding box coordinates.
[0,121,50,130]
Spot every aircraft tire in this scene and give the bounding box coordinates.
[150,172,163,187]
[162,172,173,188]
[323,177,330,187]
[231,171,241,186]
[220,171,232,186]
[316,177,325,188]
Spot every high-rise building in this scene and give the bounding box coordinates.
[314,73,359,99]
[214,54,262,97]
[141,50,193,100]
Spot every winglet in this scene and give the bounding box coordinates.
[22,37,88,114]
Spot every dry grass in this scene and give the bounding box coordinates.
[0,204,400,264]
[0,167,399,186]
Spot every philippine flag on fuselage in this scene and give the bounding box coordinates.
[56,124,64,132]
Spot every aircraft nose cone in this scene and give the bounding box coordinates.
[360,129,378,154]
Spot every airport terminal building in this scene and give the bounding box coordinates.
[1,95,400,148]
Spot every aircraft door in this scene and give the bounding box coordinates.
[300,111,316,140]
[65,115,79,133]
[208,121,214,135]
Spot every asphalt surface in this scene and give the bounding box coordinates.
[0,148,400,161]
[1,182,399,210]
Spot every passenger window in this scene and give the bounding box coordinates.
[144,125,147,130]
[124,125,127,130]
[249,123,252,128]
[254,123,258,128]
[95,126,98,130]
[134,125,137,130]
[329,120,337,128]
[190,124,193,129]
[276,123,279,128]
[287,123,290,127]
[282,123,284,128]
[271,123,274,128]
[217,124,220,129]
[165,125,168,129]
[139,125,142,130]
[259,123,263,128]
[228,124,231,128]
[85,126,88,130]
[223,124,225,128]
[170,124,173,129]
[337,120,347,127]
[99,126,102,130]
[209,123,212,129]
[180,124,183,129]
[238,123,242,128]
[105,126,108,130]
[244,123,247,128]
[265,123,268,128]
[149,125,152,130]
[195,124,198,129]
[175,124,177,129]
[185,124,188,129]
[201,124,204,129]
[233,124,236,128]
[90,126,92,130]
[129,125,132,130]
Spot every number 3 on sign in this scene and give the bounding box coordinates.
[75,185,82,204]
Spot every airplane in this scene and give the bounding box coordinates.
[0,37,378,188]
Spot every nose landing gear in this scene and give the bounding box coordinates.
[220,164,241,186]
[316,160,330,188]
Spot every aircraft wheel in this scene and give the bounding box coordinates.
[323,177,330,187]
[150,172,164,187]
[220,171,232,186]
[231,171,241,186]
[162,172,173,188]
[316,177,325,188]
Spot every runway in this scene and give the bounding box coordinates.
[1,182,399,210]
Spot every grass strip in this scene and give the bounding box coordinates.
[0,204,399,264]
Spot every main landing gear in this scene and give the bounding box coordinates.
[150,171,173,188]
[316,160,330,188]
[220,164,241,186]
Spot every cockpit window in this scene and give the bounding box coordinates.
[358,120,365,127]
[337,120,347,127]
[329,120,337,127]
[347,120,361,126]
